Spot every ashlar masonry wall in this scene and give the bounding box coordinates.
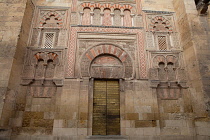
[173,0,210,139]
[0,0,35,139]
[0,0,209,140]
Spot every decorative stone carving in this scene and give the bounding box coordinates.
[21,47,66,87]
[123,9,132,27]
[157,82,182,99]
[145,13,182,51]
[148,16,173,32]
[90,55,124,79]
[35,59,45,78]
[80,3,135,27]
[29,8,69,48]
[170,32,180,50]
[146,32,155,49]
[80,3,134,13]
[29,80,56,97]
[103,8,112,26]
[82,7,91,25]
[113,9,121,26]
[148,51,188,99]
[39,10,66,28]
[93,8,101,25]
[158,62,167,81]
[79,44,134,79]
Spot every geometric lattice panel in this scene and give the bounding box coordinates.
[158,36,167,51]
[43,32,55,48]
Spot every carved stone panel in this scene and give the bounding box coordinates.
[37,10,68,28]
[29,80,56,97]
[21,47,66,86]
[80,44,134,79]
[90,55,124,79]
[148,51,187,99]
[157,82,182,100]
[146,14,174,32]
[29,8,69,48]
[145,12,181,51]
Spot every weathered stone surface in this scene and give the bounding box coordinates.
[125,113,139,120]
[135,120,157,128]
[0,0,209,139]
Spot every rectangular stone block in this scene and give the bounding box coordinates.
[135,120,157,128]
[67,120,77,128]
[79,112,88,120]
[78,128,87,136]
[44,112,56,119]
[31,119,53,128]
[53,119,68,128]
[195,121,210,127]
[142,113,160,120]
[125,113,139,120]
[165,120,185,127]
[161,127,181,135]
[196,127,210,136]
[53,128,77,136]
[143,127,157,136]
[22,111,44,127]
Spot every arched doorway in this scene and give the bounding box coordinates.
[79,44,134,136]
[90,55,122,135]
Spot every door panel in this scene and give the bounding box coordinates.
[106,80,120,135]
[93,80,107,135]
[93,80,120,135]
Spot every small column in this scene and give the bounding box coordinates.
[90,12,94,25]
[169,32,173,48]
[120,14,124,26]
[111,13,114,26]
[131,14,135,27]
[79,12,84,25]
[120,9,124,26]
[36,28,42,47]
[100,12,104,26]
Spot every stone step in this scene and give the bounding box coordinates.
[86,135,128,140]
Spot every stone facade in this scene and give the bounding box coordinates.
[0,0,209,140]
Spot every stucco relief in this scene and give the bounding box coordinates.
[79,44,134,79]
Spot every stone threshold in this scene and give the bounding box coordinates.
[86,135,128,139]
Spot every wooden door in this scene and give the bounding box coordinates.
[93,80,120,135]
